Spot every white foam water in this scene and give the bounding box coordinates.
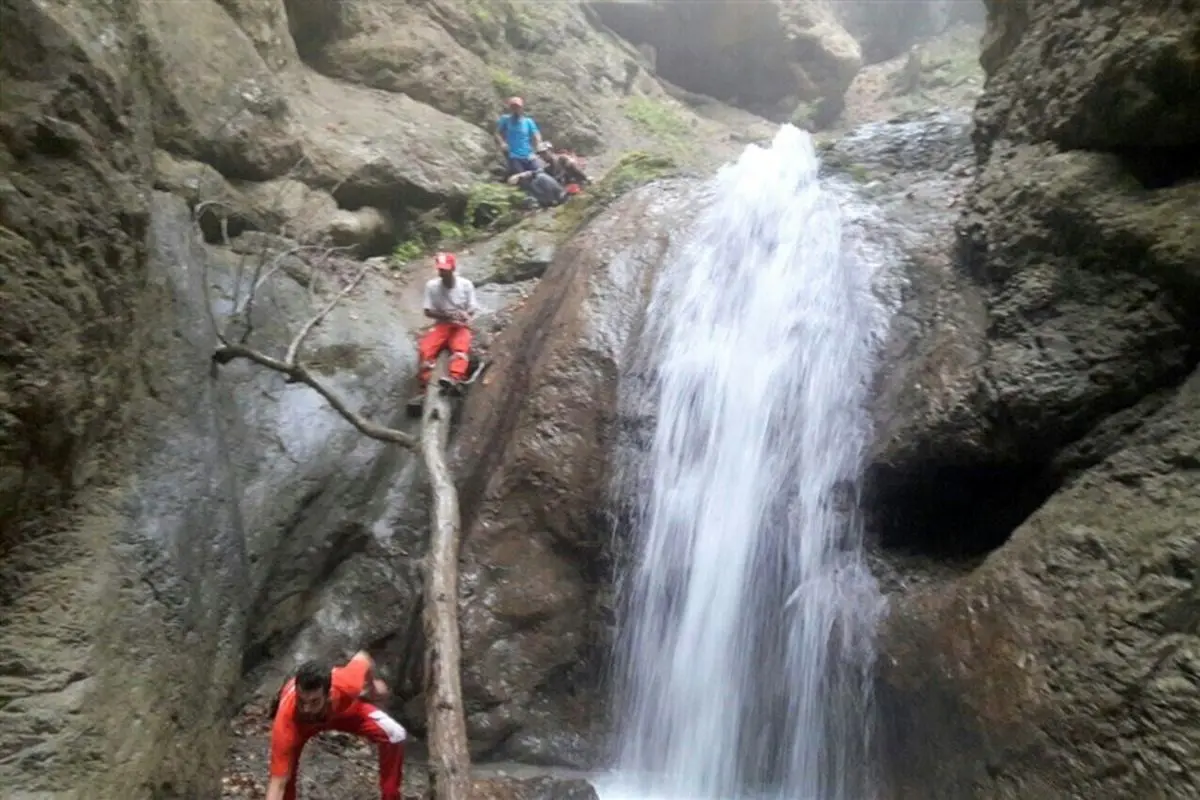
[603,125,893,800]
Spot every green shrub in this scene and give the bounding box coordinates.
[465,182,528,230]
[391,239,425,267]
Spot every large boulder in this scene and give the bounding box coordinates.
[283,68,493,209]
[142,0,497,211]
[590,0,861,119]
[139,0,303,180]
[311,0,499,125]
[878,367,1200,798]
[856,0,1200,553]
[444,178,705,765]
[283,0,661,152]
[975,0,1200,152]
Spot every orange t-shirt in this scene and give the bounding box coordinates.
[268,654,370,777]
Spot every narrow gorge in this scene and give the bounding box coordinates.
[2,1,1197,799]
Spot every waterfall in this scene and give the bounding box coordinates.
[603,125,893,800]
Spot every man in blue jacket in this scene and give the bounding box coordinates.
[495,96,543,176]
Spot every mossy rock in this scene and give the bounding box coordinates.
[556,151,679,237]
[490,68,522,98]
[487,232,553,285]
[466,183,529,230]
[624,96,693,140]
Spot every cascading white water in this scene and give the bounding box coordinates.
[603,125,893,800]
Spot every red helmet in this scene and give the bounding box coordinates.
[434,251,456,271]
[507,96,524,109]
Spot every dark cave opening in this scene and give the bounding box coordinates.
[281,0,342,64]
[865,460,1061,561]
[1113,144,1200,190]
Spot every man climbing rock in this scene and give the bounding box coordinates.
[265,651,405,800]
[495,96,543,176]
[418,251,479,395]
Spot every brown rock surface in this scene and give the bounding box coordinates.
[446,179,704,764]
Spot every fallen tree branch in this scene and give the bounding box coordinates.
[286,261,369,363]
[212,342,416,448]
[210,260,416,448]
[421,355,472,800]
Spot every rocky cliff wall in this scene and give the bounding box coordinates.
[0,0,733,792]
[866,1,1200,796]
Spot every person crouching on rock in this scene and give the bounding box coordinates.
[265,651,405,800]
[507,166,568,208]
[417,251,479,395]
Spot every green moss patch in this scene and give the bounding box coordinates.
[625,96,692,140]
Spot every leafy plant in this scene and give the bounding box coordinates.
[392,239,425,267]
[465,182,528,230]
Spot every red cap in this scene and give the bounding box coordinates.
[508,96,524,108]
[434,251,456,271]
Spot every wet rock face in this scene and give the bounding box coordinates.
[589,0,861,119]
[448,180,704,765]
[819,110,1002,555]
[867,1,1200,796]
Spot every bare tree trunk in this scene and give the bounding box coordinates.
[420,356,472,800]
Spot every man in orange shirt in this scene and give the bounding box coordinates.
[265,651,406,800]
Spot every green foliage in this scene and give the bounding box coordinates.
[465,182,528,230]
[624,96,692,140]
[390,184,527,269]
[436,221,466,242]
[392,239,425,267]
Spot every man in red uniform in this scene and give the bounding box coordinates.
[417,251,479,394]
[265,651,406,800]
